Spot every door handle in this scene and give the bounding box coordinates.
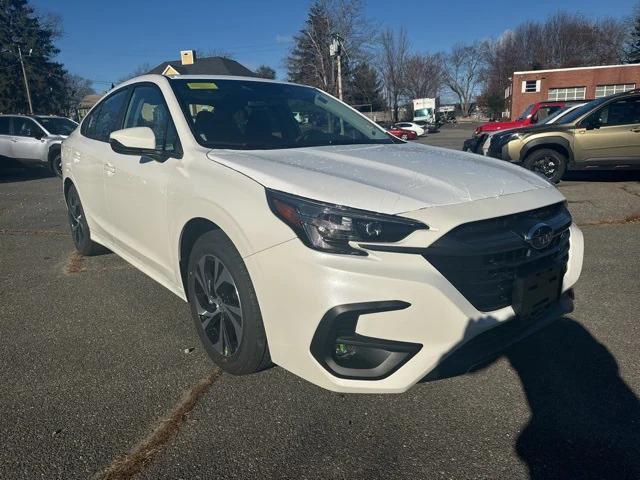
[104,163,116,175]
[10,137,18,143]
[631,127,640,133]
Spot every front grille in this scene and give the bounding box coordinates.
[423,202,571,312]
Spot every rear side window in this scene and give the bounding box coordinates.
[123,85,179,153]
[0,117,10,135]
[81,89,129,142]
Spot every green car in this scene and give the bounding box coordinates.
[488,89,640,183]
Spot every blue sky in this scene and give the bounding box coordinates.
[32,0,638,91]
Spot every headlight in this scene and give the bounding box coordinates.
[266,189,428,256]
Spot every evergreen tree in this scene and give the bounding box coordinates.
[286,1,334,93]
[348,62,385,111]
[0,0,68,114]
[626,8,640,63]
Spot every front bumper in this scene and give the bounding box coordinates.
[245,191,583,393]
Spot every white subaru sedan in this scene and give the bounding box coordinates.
[62,75,583,393]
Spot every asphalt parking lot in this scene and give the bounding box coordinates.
[1,125,639,479]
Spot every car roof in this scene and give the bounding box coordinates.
[116,73,307,90]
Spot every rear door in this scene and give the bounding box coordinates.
[103,83,181,281]
[574,96,640,165]
[10,117,48,160]
[0,117,12,157]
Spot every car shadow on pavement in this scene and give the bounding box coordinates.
[0,161,54,183]
[504,317,640,480]
[436,316,640,479]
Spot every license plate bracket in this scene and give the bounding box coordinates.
[512,265,564,318]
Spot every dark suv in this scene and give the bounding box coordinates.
[487,90,640,182]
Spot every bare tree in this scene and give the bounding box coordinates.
[286,0,376,95]
[403,53,445,101]
[117,63,153,83]
[444,42,484,116]
[379,27,410,121]
[196,48,235,59]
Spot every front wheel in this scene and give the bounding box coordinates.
[523,148,567,184]
[50,151,62,178]
[187,230,271,375]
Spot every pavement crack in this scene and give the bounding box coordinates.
[578,213,640,227]
[0,228,66,236]
[96,368,223,480]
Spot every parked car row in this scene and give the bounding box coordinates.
[464,89,640,182]
[0,114,78,177]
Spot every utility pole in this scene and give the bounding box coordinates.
[17,46,33,114]
[329,34,343,101]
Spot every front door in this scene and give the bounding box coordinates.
[574,96,640,165]
[104,84,181,282]
[10,117,47,160]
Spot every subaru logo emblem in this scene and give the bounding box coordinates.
[525,223,554,250]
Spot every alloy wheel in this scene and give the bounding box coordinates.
[192,254,243,357]
[53,154,63,178]
[67,190,85,246]
[532,155,558,180]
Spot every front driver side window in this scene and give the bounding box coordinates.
[123,85,179,153]
[585,98,640,127]
[93,89,129,142]
[13,118,44,138]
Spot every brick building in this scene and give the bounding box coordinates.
[505,63,640,120]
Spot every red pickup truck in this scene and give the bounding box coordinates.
[474,100,585,135]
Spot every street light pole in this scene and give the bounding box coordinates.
[17,46,33,114]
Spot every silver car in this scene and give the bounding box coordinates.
[0,115,78,177]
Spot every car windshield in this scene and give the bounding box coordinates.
[555,97,610,125]
[516,104,534,121]
[36,117,77,135]
[170,79,396,150]
[542,107,570,124]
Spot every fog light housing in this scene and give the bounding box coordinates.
[311,301,422,380]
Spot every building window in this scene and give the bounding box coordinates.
[522,80,540,93]
[595,84,636,98]
[548,87,586,101]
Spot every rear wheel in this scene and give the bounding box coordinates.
[65,184,103,255]
[523,148,567,184]
[187,230,271,375]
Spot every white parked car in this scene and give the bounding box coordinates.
[62,75,583,393]
[394,122,426,136]
[0,115,78,177]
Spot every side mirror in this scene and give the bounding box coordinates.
[33,130,44,140]
[585,120,601,131]
[110,127,164,159]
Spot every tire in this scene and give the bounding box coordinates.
[50,150,62,178]
[65,184,104,256]
[187,230,271,375]
[523,148,567,184]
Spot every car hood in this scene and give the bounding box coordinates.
[207,143,552,214]
[478,120,526,132]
